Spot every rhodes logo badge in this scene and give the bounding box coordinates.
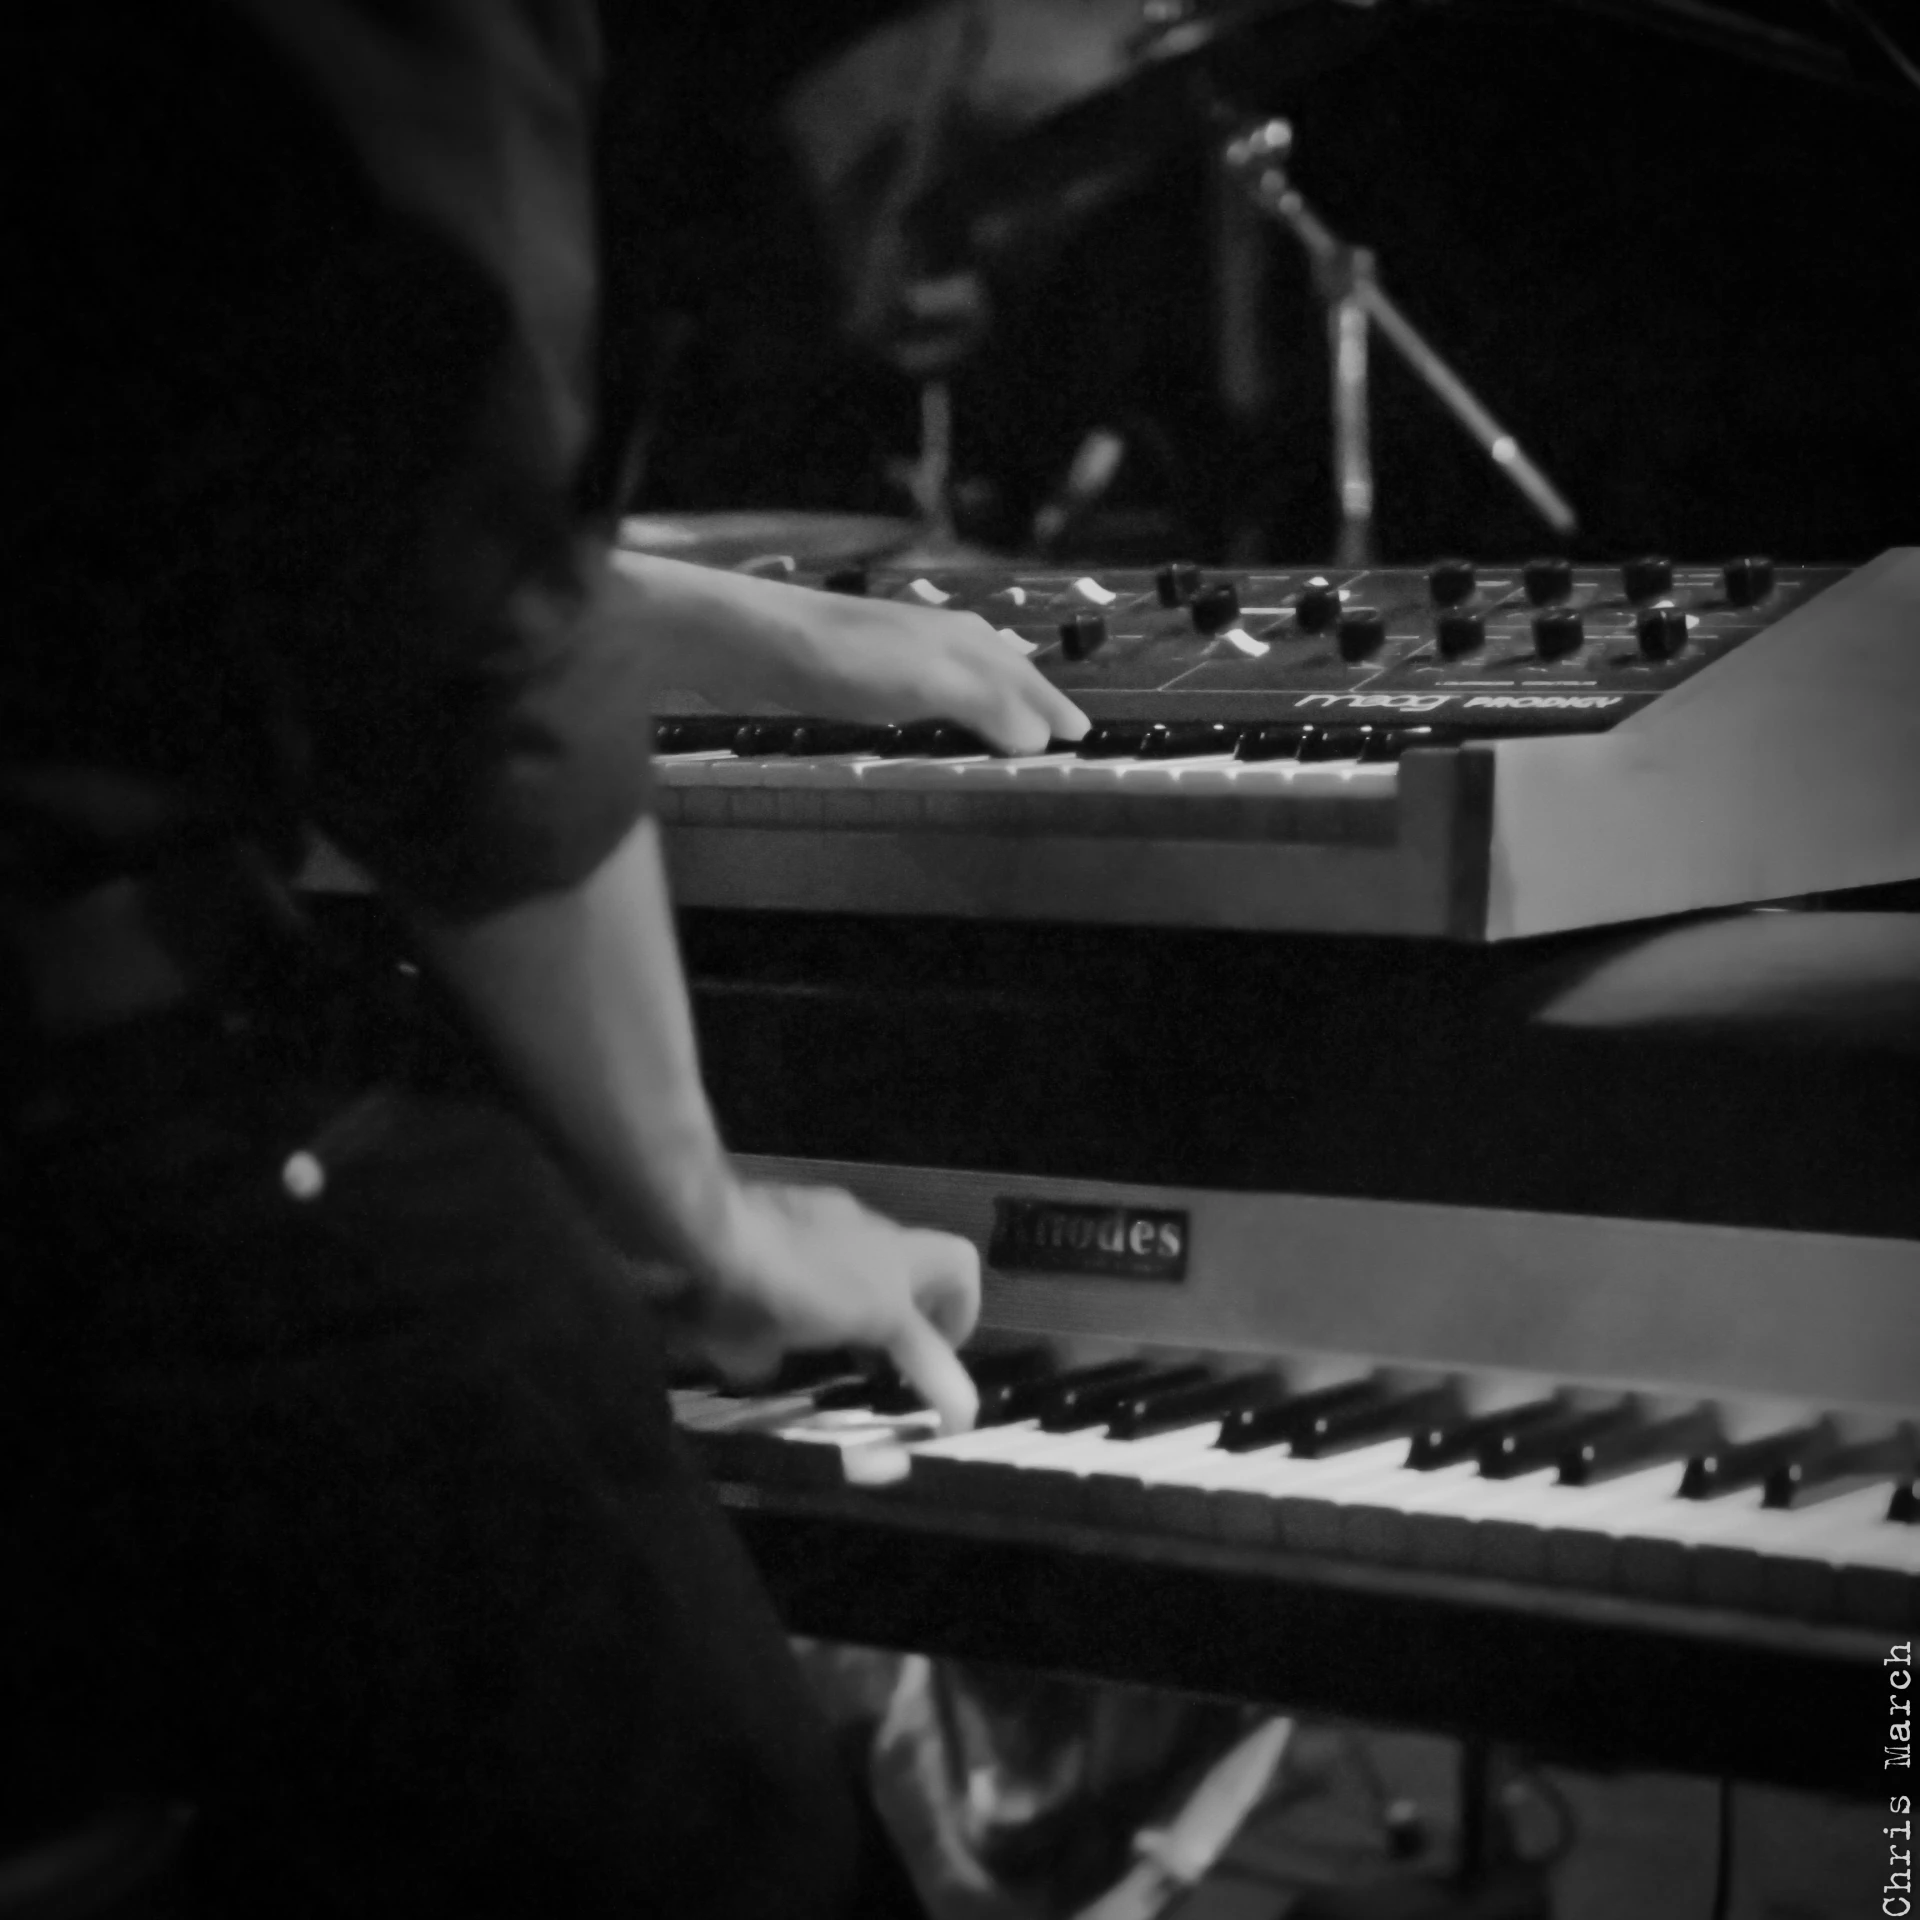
[989,1200,1189,1282]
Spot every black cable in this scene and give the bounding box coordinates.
[1821,0,1920,106]
[1709,1776,1734,1920]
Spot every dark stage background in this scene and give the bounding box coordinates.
[621,1,1920,566]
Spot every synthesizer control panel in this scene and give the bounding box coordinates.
[643,549,1920,940]
[779,554,1814,730]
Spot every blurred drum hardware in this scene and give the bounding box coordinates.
[616,511,916,575]
[769,0,1920,571]
[643,550,1920,940]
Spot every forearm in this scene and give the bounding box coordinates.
[412,809,736,1292]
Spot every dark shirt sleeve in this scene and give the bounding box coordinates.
[232,0,655,919]
[2,1,654,921]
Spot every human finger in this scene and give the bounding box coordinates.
[886,1307,978,1434]
[902,1227,982,1349]
[952,660,1090,756]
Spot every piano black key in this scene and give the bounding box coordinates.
[1407,1398,1564,1471]
[1297,725,1371,763]
[1217,1377,1381,1454]
[1681,1420,1837,1499]
[1138,722,1241,761]
[982,1357,1156,1428]
[1559,1408,1719,1486]
[655,715,750,754]
[765,1348,863,1393]
[881,720,992,758]
[787,721,895,755]
[1233,723,1309,763]
[1763,1429,1916,1509]
[1106,1372,1282,1441]
[963,1345,1054,1389]
[1039,1362,1210,1433]
[1481,1402,1639,1480]
[733,720,804,757]
[1290,1384,1463,1460]
[1359,727,1424,763]
[810,1371,894,1412]
[1076,722,1152,760]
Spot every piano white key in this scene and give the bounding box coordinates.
[1610,1487,1779,1602]
[676,1390,819,1432]
[1227,1442,1429,1551]
[1099,1436,1316,1545]
[909,1419,1048,1465]
[653,749,735,777]
[1542,1464,1694,1588]
[1692,1484,1908,1617]
[1010,1423,1229,1521]
[1296,1458,1483,1563]
[1473,1464,1680,1582]
[1398,1467,1563,1571]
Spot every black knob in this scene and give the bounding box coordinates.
[822,564,869,596]
[1435,609,1485,659]
[1294,583,1341,632]
[1636,605,1689,661]
[1336,607,1388,662]
[1722,556,1775,606]
[1533,607,1584,659]
[1621,555,1673,603]
[1155,560,1202,607]
[1523,557,1575,605]
[1058,609,1108,660]
[1427,558,1477,607]
[1190,581,1241,635]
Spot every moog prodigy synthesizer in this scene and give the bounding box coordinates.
[648,550,1920,939]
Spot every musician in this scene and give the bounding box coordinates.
[0,3,1084,1915]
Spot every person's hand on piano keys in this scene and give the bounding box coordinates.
[612,551,1090,756]
[691,1180,984,1436]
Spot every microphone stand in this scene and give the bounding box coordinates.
[1222,118,1578,564]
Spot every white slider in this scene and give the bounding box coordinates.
[1219,627,1270,658]
[903,577,951,605]
[1069,575,1118,606]
[993,584,1029,607]
[996,626,1039,655]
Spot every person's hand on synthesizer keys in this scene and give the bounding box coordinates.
[611,550,1090,756]
[691,1180,983,1434]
